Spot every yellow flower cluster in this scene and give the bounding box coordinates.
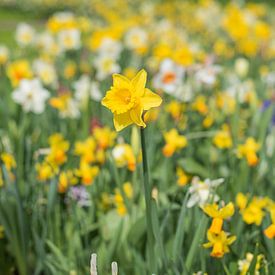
[237,138,260,166]
[236,193,275,239]
[162,129,187,157]
[36,127,117,192]
[213,124,233,149]
[203,203,236,258]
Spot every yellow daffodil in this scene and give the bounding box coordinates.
[203,230,236,258]
[101,69,162,131]
[46,134,70,167]
[264,208,275,239]
[93,126,116,150]
[112,144,136,171]
[7,59,32,87]
[1,153,16,170]
[213,124,233,149]
[236,193,248,210]
[203,202,235,234]
[36,162,57,181]
[237,138,260,166]
[241,197,269,226]
[74,137,96,164]
[75,162,99,186]
[58,170,77,193]
[113,182,133,216]
[176,167,189,187]
[165,100,183,120]
[162,129,187,157]
[238,252,265,275]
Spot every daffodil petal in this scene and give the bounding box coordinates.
[101,88,134,114]
[113,112,132,131]
[203,242,213,248]
[220,202,235,219]
[113,74,131,89]
[203,204,219,218]
[131,69,147,96]
[141,88,162,110]
[130,104,146,128]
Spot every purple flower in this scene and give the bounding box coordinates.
[67,186,91,207]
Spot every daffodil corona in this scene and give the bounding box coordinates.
[101,69,162,131]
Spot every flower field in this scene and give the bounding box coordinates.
[0,1,275,274]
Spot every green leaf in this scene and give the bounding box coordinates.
[247,242,259,275]
[178,158,210,178]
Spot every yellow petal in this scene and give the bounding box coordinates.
[113,74,131,89]
[101,88,134,114]
[130,104,146,128]
[203,204,219,218]
[226,235,236,245]
[203,242,213,248]
[131,69,147,96]
[113,112,132,131]
[141,88,162,111]
[220,202,235,219]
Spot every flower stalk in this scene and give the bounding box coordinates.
[140,126,156,273]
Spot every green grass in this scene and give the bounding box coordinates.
[0,8,44,47]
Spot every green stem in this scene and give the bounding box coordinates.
[222,259,231,275]
[140,127,156,273]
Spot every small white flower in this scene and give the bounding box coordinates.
[94,55,120,80]
[195,65,221,86]
[234,58,249,78]
[97,38,122,60]
[153,58,185,95]
[58,29,81,51]
[226,77,254,103]
[187,177,224,208]
[15,23,35,46]
[112,146,126,160]
[74,75,91,103]
[33,59,57,86]
[35,32,59,55]
[238,253,261,275]
[73,75,102,103]
[90,82,102,102]
[60,97,80,119]
[12,79,50,114]
[125,27,148,50]
[264,71,275,88]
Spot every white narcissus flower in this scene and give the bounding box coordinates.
[33,59,57,86]
[35,32,60,55]
[60,97,80,119]
[97,38,122,60]
[74,75,91,103]
[195,65,222,86]
[15,23,35,46]
[90,82,102,102]
[73,75,102,103]
[234,57,249,78]
[94,55,120,80]
[153,58,185,95]
[125,27,148,50]
[12,79,50,114]
[187,177,224,208]
[58,29,81,51]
